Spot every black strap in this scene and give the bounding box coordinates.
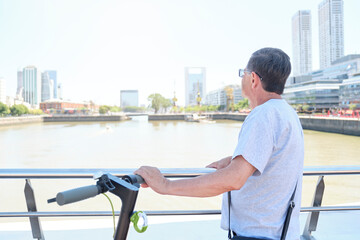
[228,182,297,240]
[228,191,232,239]
[280,183,297,240]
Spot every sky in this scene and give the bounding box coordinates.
[0,0,359,106]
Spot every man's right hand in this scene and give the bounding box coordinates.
[206,156,232,170]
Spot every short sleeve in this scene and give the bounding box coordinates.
[232,109,273,175]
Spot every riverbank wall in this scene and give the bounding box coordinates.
[147,113,248,121]
[148,114,186,121]
[0,115,129,126]
[149,113,360,136]
[43,115,129,122]
[0,116,43,126]
[299,116,360,136]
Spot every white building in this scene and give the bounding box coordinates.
[292,10,312,76]
[319,0,344,69]
[120,90,139,107]
[205,85,243,107]
[23,66,41,108]
[0,78,6,104]
[185,67,206,106]
[6,96,31,108]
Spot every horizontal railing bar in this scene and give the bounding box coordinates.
[303,166,360,176]
[0,168,215,179]
[1,206,360,218]
[300,206,360,212]
[0,166,360,179]
[0,210,221,217]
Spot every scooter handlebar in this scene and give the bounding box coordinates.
[134,174,145,185]
[122,174,145,185]
[55,185,101,206]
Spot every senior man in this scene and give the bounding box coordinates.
[135,48,304,240]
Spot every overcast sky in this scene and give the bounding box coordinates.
[0,0,359,106]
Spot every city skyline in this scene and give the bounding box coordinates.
[0,0,359,106]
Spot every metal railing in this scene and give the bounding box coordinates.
[1,166,360,240]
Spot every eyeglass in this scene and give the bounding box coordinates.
[238,69,263,80]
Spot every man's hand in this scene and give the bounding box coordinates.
[206,156,232,170]
[134,166,169,194]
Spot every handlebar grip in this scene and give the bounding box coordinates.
[56,185,101,206]
[122,174,145,185]
[134,175,145,185]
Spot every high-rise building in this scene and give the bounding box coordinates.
[0,78,6,104]
[185,67,206,106]
[120,90,139,107]
[45,70,57,99]
[23,66,41,107]
[16,70,23,96]
[41,72,54,102]
[292,10,312,76]
[57,83,63,100]
[318,0,344,69]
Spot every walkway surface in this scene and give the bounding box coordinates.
[1,211,359,239]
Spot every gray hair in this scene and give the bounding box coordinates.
[246,48,291,94]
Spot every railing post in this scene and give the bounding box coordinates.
[24,179,45,240]
[301,176,325,240]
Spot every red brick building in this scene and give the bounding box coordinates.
[40,100,98,114]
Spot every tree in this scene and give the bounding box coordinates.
[162,98,172,112]
[234,98,249,111]
[148,93,164,113]
[10,104,29,116]
[123,106,145,113]
[0,102,10,117]
[349,104,357,111]
[225,86,234,111]
[208,105,220,112]
[302,104,310,112]
[110,106,122,112]
[99,105,111,114]
[29,109,44,115]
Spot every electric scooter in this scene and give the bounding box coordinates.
[48,173,146,240]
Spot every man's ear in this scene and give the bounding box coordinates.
[251,72,259,88]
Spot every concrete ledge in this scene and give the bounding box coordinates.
[0,116,44,126]
[300,117,360,136]
[208,113,248,121]
[148,114,186,120]
[43,115,128,122]
[148,113,248,121]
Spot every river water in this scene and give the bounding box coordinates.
[0,116,359,222]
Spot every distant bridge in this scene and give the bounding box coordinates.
[124,113,149,117]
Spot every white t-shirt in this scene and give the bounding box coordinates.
[221,99,304,240]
